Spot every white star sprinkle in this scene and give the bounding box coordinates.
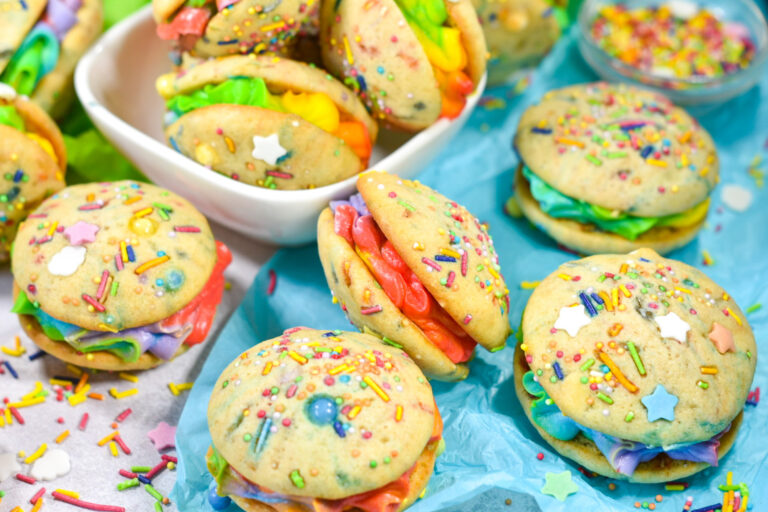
[554,305,591,337]
[251,133,288,165]
[654,312,690,343]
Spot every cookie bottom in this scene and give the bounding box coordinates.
[14,282,190,371]
[513,344,741,483]
[230,438,440,512]
[514,167,704,255]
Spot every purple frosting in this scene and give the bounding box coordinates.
[330,193,369,216]
[587,425,728,476]
[70,320,192,360]
[38,0,82,41]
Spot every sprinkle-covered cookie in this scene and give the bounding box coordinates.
[317,171,510,381]
[513,82,718,253]
[153,0,319,59]
[1,86,66,262]
[11,180,231,369]
[319,0,487,131]
[207,327,442,510]
[515,248,756,482]
[157,55,377,190]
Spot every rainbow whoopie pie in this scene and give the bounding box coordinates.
[318,171,510,381]
[207,327,443,512]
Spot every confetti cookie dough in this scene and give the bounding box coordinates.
[513,82,718,254]
[317,171,511,381]
[154,0,319,58]
[514,248,756,482]
[11,180,232,370]
[0,0,102,118]
[319,0,487,132]
[158,55,377,190]
[207,327,443,511]
[0,85,66,262]
[473,0,562,86]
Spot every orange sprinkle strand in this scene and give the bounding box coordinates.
[598,351,638,393]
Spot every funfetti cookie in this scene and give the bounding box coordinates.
[513,82,718,255]
[207,327,443,512]
[514,248,756,482]
[11,181,232,371]
[1,84,66,262]
[157,55,378,190]
[0,0,102,118]
[153,0,319,59]
[473,0,562,86]
[319,0,487,132]
[317,171,511,381]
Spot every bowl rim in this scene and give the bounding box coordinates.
[576,0,768,89]
[74,5,487,205]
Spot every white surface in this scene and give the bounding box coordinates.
[0,222,274,511]
[75,5,486,246]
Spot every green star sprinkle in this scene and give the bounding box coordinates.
[541,470,578,501]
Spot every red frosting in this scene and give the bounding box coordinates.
[314,407,443,512]
[156,6,211,41]
[335,205,476,363]
[158,241,231,345]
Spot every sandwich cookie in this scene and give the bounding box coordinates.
[513,82,718,255]
[473,0,562,86]
[11,180,232,370]
[154,0,319,58]
[157,55,378,190]
[515,248,756,482]
[317,171,511,381]
[319,0,488,131]
[0,84,66,262]
[207,327,443,512]
[0,0,102,118]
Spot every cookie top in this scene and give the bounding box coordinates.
[208,327,437,499]
[1,89,66,261]
[154,0,319,58]
[12,181,217,331]
[319,0,485,131]
[358,171,510,350]
[522,248,756,446]
[514,82,718,217]
[158,54,377,140]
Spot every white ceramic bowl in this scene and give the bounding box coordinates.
[75,6,486,246]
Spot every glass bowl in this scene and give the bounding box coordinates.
[577,0,768,105]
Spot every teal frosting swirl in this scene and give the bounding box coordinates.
[0,25,60,96]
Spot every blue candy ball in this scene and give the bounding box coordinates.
[306,395,338,425]
[208,486,231,510]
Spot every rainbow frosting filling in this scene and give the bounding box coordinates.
[0,0,83,95]
[394,0,475,119]
[521,165,709,240]
[12,241,231,362]
[0,102,59,164]
[522,369,727,476]
[164,76,372,164]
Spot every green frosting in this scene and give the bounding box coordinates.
[0,105,25,131]
[206,445,229,487]
[1,26,60,96]
[166,77,284,118]
[394,0,449,44]
[522,166,705,240]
